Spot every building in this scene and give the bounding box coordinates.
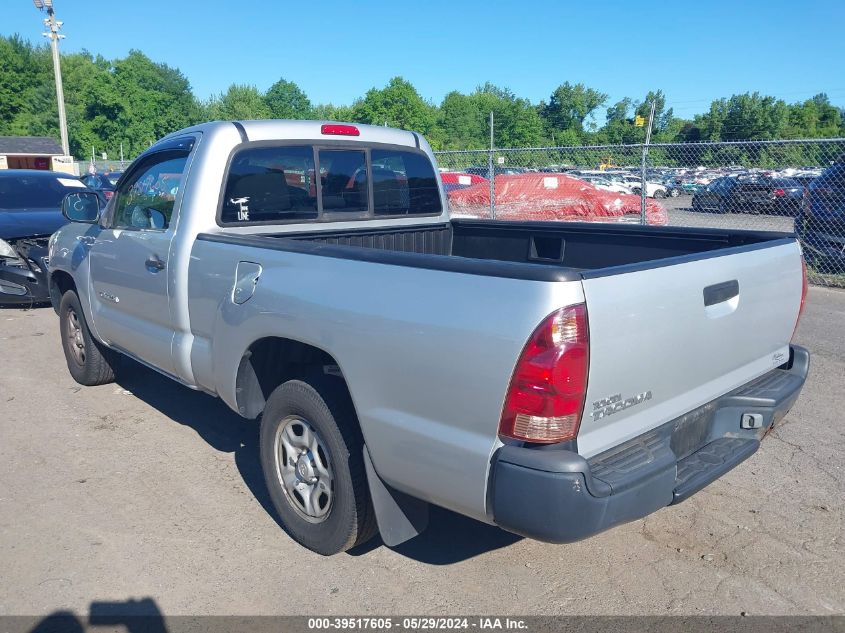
[0,136,75,174]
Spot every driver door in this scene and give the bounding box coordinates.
[88,141,192,376]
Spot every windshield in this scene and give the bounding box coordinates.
[0,175,86,210]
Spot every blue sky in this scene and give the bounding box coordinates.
[3,0,844,121]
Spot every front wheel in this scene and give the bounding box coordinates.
[59,290,116,386]
[654,189,666,199]
[259,375,377,555]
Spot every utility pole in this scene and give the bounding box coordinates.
[488,111,495,219]
[639,101,657,225]
[33,0,70,157]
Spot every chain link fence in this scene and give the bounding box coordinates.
[73,159,128,175]
[435,139,845,287]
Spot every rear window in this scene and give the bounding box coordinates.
[219,144,441,224]
[221,146,318,223]
[371,149,441,216]
[319,149,368,214]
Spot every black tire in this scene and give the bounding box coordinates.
[654,189,666,199]
[259,374,377,555]
[59,290,116,386]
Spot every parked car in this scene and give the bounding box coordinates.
[49,121,808,556]
[439,171,487,194]
[576,174,634,195]
[661,177,684,197]
[0,170,103,305]
[448,172,667,224]
[620,176,668,199]
[796,159,845,272]
[80,171,123,200]
[692,176,804,215]
[464,165,528,178]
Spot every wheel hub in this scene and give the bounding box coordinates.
[295,452,318,483]
[273,416,334,523]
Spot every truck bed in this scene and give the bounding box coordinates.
[199,219,794,281]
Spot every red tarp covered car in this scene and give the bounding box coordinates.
[447,173,667,225]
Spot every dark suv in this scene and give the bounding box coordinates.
[796,161,845,272]
[692,176,804,215]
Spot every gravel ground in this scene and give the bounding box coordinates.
[0,288,843,618]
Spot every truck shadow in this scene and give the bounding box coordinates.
[115,361,521,565]
[27,597,167,633]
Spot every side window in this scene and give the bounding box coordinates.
[111,151,189,230]
[221,146,317,224]
[318,149,368,214]
[370,149,441,216]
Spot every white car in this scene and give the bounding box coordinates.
[579,175,634,195]
[621,177,668,198]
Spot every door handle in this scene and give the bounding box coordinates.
[145,256,166,272]
[703,280,739,306]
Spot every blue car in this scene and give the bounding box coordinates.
[0,170,104,305]
[795,160,845,273]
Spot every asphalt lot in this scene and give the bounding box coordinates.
[0,288,843,617]
[662,195,795,232]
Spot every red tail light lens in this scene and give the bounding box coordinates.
[792,257,808,341]
[499,304,589,444]
[104,190,114,199]
[773,188,786,197]
[321,124,360,136]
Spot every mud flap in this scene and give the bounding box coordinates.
[363,445,429,547]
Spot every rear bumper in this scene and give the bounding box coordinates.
[489,345,810,543]
[796,222,845,271]
[0,263,50,306]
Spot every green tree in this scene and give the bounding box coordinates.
[351,77,437,140]
[111,50,203,156]
[206,84,272,121]
[311,103,354,121]
[437,83,546,150]
[264,78,312,119]
[540,82,607,136]
[438,90,488,149]
[0,35,55,138]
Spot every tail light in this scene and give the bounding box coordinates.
[773,188,786,197]
[104,190,114,199]
[499,304,589,444]
[321,124,360,136]
[792,257,808,341]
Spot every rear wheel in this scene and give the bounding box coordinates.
[654,189,666,199]
[59,290,116,386]
[259,374,377,555]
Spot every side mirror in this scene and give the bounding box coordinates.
[62,192,101,224]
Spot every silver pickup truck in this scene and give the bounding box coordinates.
[49,120,810,555]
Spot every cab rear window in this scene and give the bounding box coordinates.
[371,149,441,216]
[221,146,318,223]
[219,145,441,225]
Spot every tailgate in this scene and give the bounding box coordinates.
[577,239,804,458]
